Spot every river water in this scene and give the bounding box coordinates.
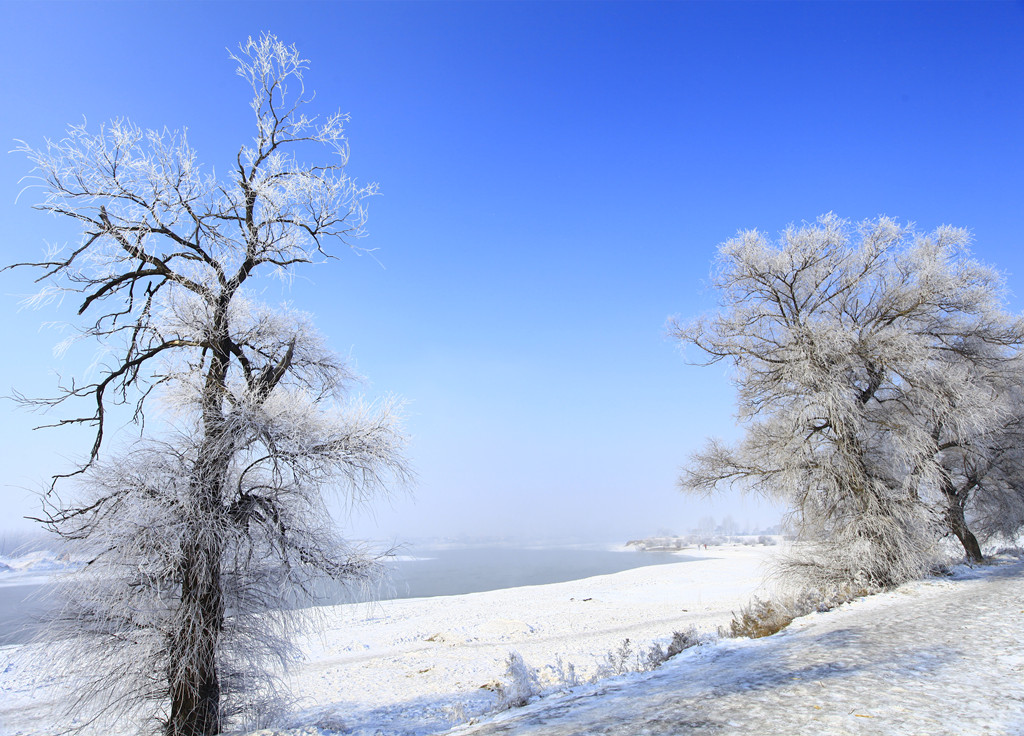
[0,545,687,645]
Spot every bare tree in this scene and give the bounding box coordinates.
[672,214,1024,587]
[9,34,409,735]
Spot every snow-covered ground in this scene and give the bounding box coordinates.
[266,544,776,736]
[2,544,1022,736]
[0,544,774,735]
[448,551,1024,736]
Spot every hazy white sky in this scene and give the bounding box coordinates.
[2,2,1023,544]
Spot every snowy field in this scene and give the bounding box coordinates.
[0,544,772,735]
[2,544,1022,735]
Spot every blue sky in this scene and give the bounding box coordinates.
[2,1,1023,543]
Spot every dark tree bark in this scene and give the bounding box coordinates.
[942,478,984,564]
[166,534,223,736]
[164,335,234,736]
[166,456,228,735]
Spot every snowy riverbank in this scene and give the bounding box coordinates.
[449,550,1024,736]
[271,543,778,735]
[8,544,1019,736]
[0,544,777,735]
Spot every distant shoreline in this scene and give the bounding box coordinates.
[626,534,781,553]
[0,544,691,645]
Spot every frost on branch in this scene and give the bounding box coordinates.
[495,651,542,710]
[673,214,1024,588]
[34,390,407,733]
[9,32,378,471]
[9,32,409,736]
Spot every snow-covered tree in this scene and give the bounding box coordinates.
[672,214,1024,587]
[933,363,1024,551]
[9,34,409,735]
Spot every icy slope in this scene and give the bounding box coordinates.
[450,556,1024,736]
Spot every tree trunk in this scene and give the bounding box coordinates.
[939,474,984,564]
[946,501,984,564]
[166,486,225,736]
[165,328,233,735]
[168,367,231,735]
[166,547,223,735]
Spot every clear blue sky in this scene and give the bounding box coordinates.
[2,1,1023,544]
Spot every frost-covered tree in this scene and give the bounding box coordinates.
[933,364,1024,551]
[672,214,1024,587]
[8,34,409,736]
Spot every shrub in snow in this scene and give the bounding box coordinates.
[546,654,581,689]
[727,597,795,639]
[726,586,870,639]
[593,629,710,680]
[640,629,702,671]
[495,651,541,710]
[595,638,637,678]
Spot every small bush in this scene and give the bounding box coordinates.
[595,628,707,678]
[495,651,540,710]
[640,629,701,670]
[666,628,700,657]
[728,597,793,638]
[726,585,871,639]
[595,638,635,678]
[546,654,580,689]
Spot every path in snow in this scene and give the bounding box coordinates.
[450,559,1024,736]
